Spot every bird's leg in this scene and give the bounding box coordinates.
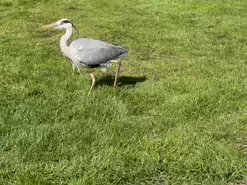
[88,73,96,96]
[78,68,82,77]
[75,63,82,77]
[78,67,81,74]
[113,60,121,88]
[72,64,76,75]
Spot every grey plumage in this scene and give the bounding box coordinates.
[71,38,128,67]
[42,19,128,95]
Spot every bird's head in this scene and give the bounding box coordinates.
[42,19,73,30]
[42,19,80,37]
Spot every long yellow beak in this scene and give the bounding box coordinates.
[42,23,57,30]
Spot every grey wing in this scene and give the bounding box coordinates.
[70,38,128,66]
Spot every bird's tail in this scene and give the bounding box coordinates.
[116,46,128,59]
[119,53,128,58]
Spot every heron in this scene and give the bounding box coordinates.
[42,19,128,95]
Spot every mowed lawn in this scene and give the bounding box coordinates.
[0,0,246,184]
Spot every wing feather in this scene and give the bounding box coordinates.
[70,38,128,66]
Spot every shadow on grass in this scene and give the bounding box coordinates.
[95,75,147,87]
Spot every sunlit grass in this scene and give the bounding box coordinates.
[0,0,246,184]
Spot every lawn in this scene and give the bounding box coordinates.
[0,0,246,184]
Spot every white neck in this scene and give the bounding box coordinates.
[60,26,73,56]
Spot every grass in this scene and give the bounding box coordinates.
[0,0,246,184]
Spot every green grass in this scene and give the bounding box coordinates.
[0,0,247,184]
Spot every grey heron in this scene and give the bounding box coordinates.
[42,19,128,95]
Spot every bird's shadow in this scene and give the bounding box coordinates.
[95,75,147,87]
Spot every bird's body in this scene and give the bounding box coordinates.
[43,19,128,95]
[70,38,128,68]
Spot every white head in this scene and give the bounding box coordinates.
[42,19,73,30]
[55,19,73,29]
[42,19,80,37]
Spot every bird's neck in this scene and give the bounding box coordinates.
[60,26,73,55]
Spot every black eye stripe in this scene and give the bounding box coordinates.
[61,20,71,24]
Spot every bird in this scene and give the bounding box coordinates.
[42,19,128,95]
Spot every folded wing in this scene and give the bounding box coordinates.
[70,38,128,67]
